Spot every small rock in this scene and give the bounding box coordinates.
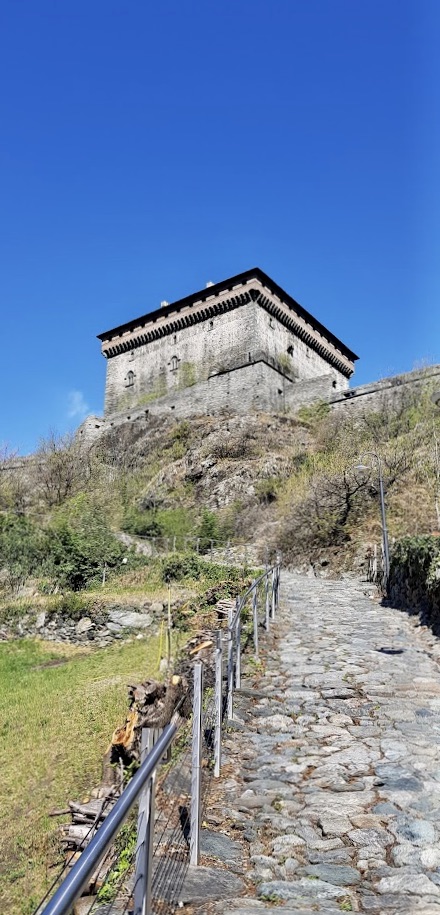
[377,873,440,895]
[421,847,440,869]
[304,863,361,885]
[348,828,392,847]
[76,617,93,634]
[318,815,352,836]
[271,834,305,855]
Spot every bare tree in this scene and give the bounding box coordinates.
[34,431,88,508]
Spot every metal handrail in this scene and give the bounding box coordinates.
[38,558,282,915]
[229,563,280,632]
[40,723,177,915]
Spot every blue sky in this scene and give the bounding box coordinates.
[1,0,439,454]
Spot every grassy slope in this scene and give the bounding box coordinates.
[0,635,167,915]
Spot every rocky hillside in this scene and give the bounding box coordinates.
[1,380,439,600]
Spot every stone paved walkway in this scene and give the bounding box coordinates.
[199,572,440,914]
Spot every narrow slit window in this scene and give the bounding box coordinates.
[126,370,135,387]
[171,356,178,372]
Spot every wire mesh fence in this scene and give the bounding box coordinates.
[37,559,281,915]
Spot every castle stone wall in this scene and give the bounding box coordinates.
[103,297,349,419]
[253,303,348,393]
[78,364,440,447]
[104,299,257,416]
[329,365,440,415]
[83,360,339,442]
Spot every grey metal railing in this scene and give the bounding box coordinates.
[38,559,281,915]
[40,724,176,915]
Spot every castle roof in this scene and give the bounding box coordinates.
[97,268,358,376]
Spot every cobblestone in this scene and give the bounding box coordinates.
[197,572,440,913]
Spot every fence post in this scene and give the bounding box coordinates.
[252,580,259,659]
[265,566,270,631]
[227,605,234,720]
[271,567,276,620]
[235,597,241,689]
[277,559,281,609]
[134,729,156,915]
[214,631,222,777]
[190,661,203,866]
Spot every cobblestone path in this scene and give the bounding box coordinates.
[203,572,440,914]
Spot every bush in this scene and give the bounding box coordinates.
[46,494,126,590]
[389,535,440,632]
[122,507,195,540]
[161,554,249,586]
[196,509,220,552]
[0,514,46,592]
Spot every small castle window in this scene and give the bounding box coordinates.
[269,317,274,328]
[208,320,214,331]
[287,345,294,356]
[171,356,178,372]
[126,370,135,387]
[173,334,177,344]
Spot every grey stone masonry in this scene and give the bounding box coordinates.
[97,269,357,419]
[197,573,440,914]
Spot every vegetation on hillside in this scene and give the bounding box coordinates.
[1,378,440,595]
[389,535,440,632]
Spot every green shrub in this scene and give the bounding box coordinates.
[161,554,249,586]
[0,514,46,592]
[389,535,440,632]
[196,509,220,552]
[122,506,195,540]
[46,494,126,590]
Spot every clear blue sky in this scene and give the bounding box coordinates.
[1,0,439,454]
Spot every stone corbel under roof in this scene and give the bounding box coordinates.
[98,269,358,379]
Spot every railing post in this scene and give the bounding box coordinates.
[271,567,276,620]
[134,729,156,915]
[214,631,222,777]
[252,580,259,659]
[190,660,203,866]
[235,596,241,689]
[227,605,234,720]
[265,566,270,631]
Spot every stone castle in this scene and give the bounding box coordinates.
[77,268,440,439]
[97,268,358,422]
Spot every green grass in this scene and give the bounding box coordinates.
[0,634,164,914]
